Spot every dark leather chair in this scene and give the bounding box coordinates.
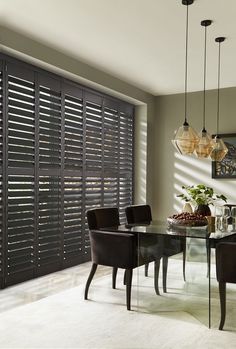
[85,229,138,310]
[86,207,120,290]
[85,207,161,310]
[216,242,236,330]
[125,204,186,293]
[125,204,152,277]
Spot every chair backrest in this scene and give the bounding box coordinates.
[125,205,152,224]
[216,242,236,283]
[89,229,137,269]
[87,207,120,230]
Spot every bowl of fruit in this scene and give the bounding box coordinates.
[167,212,208,228]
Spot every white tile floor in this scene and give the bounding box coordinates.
[0,262,110,314]
[0,259,236,349]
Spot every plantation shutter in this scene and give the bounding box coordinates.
[6,64,36,285]
[0,61,3,286]
[103,103,119,208]
[63,84,84,265]
[118,110,133,223]
[0,53,134,288]
[38,75,62,274]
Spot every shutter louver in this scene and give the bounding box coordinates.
[7,176,35,284]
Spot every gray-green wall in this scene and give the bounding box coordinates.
[154,88,236,220]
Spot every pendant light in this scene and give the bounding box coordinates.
[210,37,228,161]
[172,0,199,155]
[195,20,213,158]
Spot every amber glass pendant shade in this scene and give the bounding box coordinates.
[171,0,198,155]
[210,136,228,161]
[209,37,228,162]
[195,20,212,159]
[172,122,199,155]
[195,129,213,158]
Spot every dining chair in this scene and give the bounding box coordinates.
[85,228,138,310]
[86,207,120,289]
[216,242,236,330]
[125,204,152,277]
[125,204,186,293]
[85,207,161,309]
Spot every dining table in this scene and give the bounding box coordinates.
[104,220,236,328]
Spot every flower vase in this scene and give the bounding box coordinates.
[182,203,193,213]
[194,204,211,217]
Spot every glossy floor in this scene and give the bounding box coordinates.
[1,259,236,348]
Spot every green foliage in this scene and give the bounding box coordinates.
[177,184,227,206]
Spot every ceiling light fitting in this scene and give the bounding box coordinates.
[210,37,228,161]
[172,0,199,155]
[195,19,213,159]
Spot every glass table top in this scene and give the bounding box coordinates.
[110,220,236,240]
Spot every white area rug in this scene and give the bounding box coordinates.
[0,260,236,349]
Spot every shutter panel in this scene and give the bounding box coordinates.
[5,64,36,285]
[103,106,119,207]
[85,98,103,172]
[64,176,83,265]
[39,76,61,169]
[64,89,83,172]
[0,176,2,285]
[0,62,3,172]
[7,176,35,284]
[38,76,62,274]
[84,95,103,253]
[118,111,133,223]
[7,71,35,169]
[0,62,3,285]
[38,176,61,274]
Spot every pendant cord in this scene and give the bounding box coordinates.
[184,4,189,124]
[217,41,221,136]
[203,25,207,131]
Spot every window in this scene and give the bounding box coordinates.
[0,54,134,287]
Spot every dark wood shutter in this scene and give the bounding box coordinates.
[38,76,62,275]
[0,53,134,288]
[6,64,36,285]
[0,61,3,286]
[103,105,119,208]
[118,111,133,223]
[63,84,84,265]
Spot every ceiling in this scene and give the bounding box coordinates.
[1,0,236,96]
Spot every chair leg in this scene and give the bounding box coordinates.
[145,263,149,277]
[219,281,226,330]
[84,263,97,300]
[125,269,133,310]
[112,267,118,289]
[182,240,186,282]
[206,240,210,278]
[123,270,127,285]
[162,256,168,293]
[154,259,161,295]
